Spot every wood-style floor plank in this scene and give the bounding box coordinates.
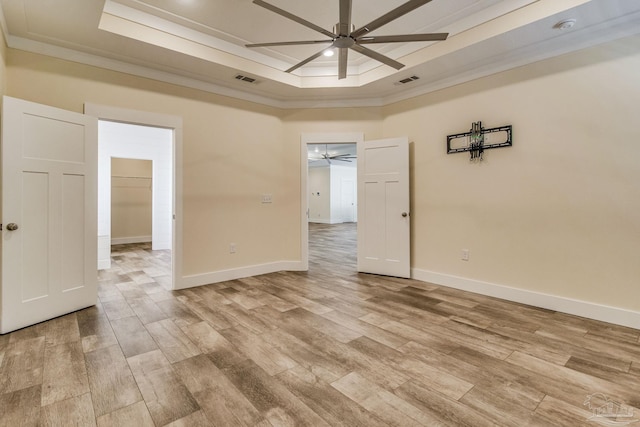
[77,311,119,354]
[145,318,201,363]
[163,410,213,427]
[173,353,266,426]
[276,365,389,427]
[0,385,41,427]
[109,316,158,358]
[221,358,331,427]
[127,349,200,426]
[219,324,298,376]
[331,371,437,426]
[0,336,45,394]
[40,393,96,427]
[1,226,639,426]
[95,401,155,427]
[44,314,80,348]
[41,341,90,406]
[84,344,142,417]
[394,380,498,427]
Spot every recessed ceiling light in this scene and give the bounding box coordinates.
[554,19,577,30]
[323,49,335,57]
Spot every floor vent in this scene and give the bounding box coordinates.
[395,75,420,85]
[235,74,258,84]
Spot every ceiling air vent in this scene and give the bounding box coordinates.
[395,75,420,85]
[234,74,258,84]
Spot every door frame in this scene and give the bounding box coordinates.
[84,103,183,289]
[300,132,364,270]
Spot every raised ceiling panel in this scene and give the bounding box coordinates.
[2,0,640,106]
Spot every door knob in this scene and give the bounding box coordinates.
[401,212,408,218]
[6,223,19,231]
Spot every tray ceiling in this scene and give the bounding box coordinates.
[1,0,639,107]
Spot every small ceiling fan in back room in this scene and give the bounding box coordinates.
[310,145,356,165]
[246,0,448,79]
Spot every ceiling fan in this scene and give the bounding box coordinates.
[246,0,448,79]
[309,145,356,164]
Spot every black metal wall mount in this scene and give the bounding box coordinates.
[447,122,512,160]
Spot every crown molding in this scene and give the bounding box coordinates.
[2,4,640,110]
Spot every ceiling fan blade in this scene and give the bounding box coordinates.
[285,49,326,73]
[351,0,434,39]
[333,158,353,162]
[253,0,336,39]
[338,48,348,79]
[351,44,404,70]
[338,0,352,36]
[357,33,448,44]
[246,40,332,48]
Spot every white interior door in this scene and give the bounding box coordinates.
[340,179,356,222]
[1,96,98,334]
[357,137,410,278]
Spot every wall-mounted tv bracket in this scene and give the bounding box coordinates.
[447,122,512,161]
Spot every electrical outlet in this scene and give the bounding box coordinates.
[230,243,237,254]
[261,194,273,203]
[461,249,470,261]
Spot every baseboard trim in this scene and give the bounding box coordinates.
[178,261,305,290]
[111,236,152,245]
[411,268,640,329]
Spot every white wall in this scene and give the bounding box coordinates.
[308,164,357,224]
[98,121,172,269]
[308,166,330,223]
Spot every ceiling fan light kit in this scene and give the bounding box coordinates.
[246,0,449,79]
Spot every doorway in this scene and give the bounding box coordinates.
[85,103,183,290]
[300,133,364,270]
[97,121,173,287]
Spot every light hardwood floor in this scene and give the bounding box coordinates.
[1,223,639,426]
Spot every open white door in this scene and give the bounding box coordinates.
[1,96,97,334]
[357,137,410,278]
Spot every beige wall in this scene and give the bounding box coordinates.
[6,49,293,276]
[0,29,5,297]
[4,33,639,314]
[111,158,152,241]
[382,35,640,312]
[0,28,6,97]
